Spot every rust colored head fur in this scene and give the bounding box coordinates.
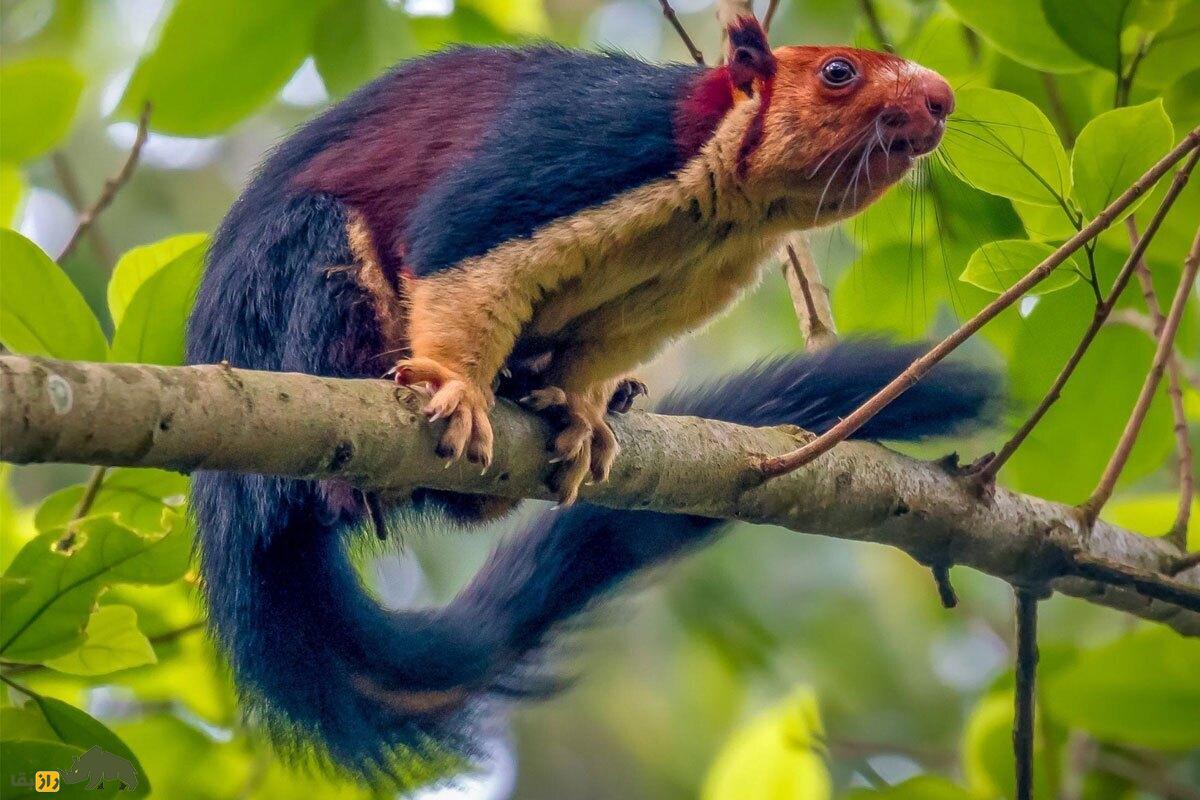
[718,20,953,224]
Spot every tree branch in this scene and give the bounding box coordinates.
[1013,589,1041,800]
[3,355,1199,635]
[657,0,705,65]
[781,239,838,351]
[759,128,1200,479]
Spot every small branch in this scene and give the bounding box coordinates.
[1081,224,1200,525]
[974,149,1200,484]
[57,104,151,264]
[857,0,895,53]
[1107,309,1200,392]
[69,466,108,522]
[1039,72,1076,147]
[759,128,1200,479]
[1126,216,1193,550]
[781,239,837,351]
[1013,588,1041,800]
[1069,553,1200,612]
[762,0,781,32]
[50,154,116,267]
[1168,552,1200,577]
[930,563,958,609]
[657,0,705,65]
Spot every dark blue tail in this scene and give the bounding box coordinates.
[190,340,997,787]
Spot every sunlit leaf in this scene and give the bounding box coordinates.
[961,239,1080,294]
[943,0,1088,72]
[312,0,416,97]
[35,469,188,535]
[1014,199,1077,241]
[1164,69,1200,134]
[118,0,328,135]
[847,776,974,799]
[0,163,25,226]
[1042,0,1136,73]
[1071,101,1173,221]
[0,228,107,361]
[0,515,191,662]
[0,58,84,162]
[108,234,208,327]
[109,241,206,365]
[1103,493,1198,548]
[701,687,831,800]
[1044,628,1200,749]
[44,605,158,676]
[962,692,1056,799]
[943,88,1071,207]
[464,0,549,35]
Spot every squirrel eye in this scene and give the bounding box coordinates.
[820,58,857,88]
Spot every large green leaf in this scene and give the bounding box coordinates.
[312,0,416,97]
[1071,101,1174,221]
[1042,0,1136,72]
[0,741,87,799]
[43,605,157,676]
[943,88,1071,207]
[847,777,974,800]
[35,468,188,535]
[1005,281,1172,501]
[23,695,150,798]
[109,240,206,365]
[1136,1,1200,87]
[118,0,329,135]
[701,688,831,800]
[1044,628,1200,749]
[961,239,1080,294]
[944,0,1088,72]
[107,234,208,327]
[0,515,191,662]
[0,59,84,162]
[0,228,107,361]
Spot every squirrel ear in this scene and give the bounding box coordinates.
[725,16,775,95]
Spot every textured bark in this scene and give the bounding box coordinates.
[3,355,1197,635]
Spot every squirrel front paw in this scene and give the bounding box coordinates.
[393,357,495,468]
[519,387,617,505]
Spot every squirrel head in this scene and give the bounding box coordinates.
[708,17,954,222]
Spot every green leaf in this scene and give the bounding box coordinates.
[0,58,84,162]
[961,239,1080,294]
[43,605,157,676]
[313,0,416,98]
[0,515,191,662]
[1071,101,1174,221]
[1164,69,1200,134]
[0,229,107,361]
[944,0,1089,72]
[1005,275,1172,501]
[847,776,974,800]
[1133,0,1200,87]
[463,0,549,35]
[962,692,1057,799]
[1044,628,1200,749]
[701,687,831,800]
[943,88,1071,207]
[0,163,25,226]
[28,696,148,797]
[118,0,329,136]
[109,240,206,365]
[1103,493,1199,548]
[35,469,188,535]
[1014,199,1077,241]
[0,741,85,800]
[107,234,208,327]
[1042,0,1136,72]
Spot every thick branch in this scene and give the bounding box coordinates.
[3,355,1198,635]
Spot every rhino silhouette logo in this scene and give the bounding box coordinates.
[60,746,138,791]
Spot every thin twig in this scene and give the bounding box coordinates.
[1168,552,1200,577]
[1039,72,1076,147]
[657,0,705,64]
[931,563,958,608]
[781,240,837,351]
[1107,309,1200,392]
[857,0,895,53]
[1081,224,1200,525]
[1126,217,1193,550]
[759,128,1200,479]
[1013,589,1040,800]
[69,466,108,521]
[57,104,151,263]
[762,0,781,32]
[974,149,1200,485]
[1069,553,1200,612]
[50,153,116,267]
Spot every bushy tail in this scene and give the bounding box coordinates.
[192,340,997,787]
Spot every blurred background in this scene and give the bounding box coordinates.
[2,0,1198,798]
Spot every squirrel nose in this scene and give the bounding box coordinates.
[921,74,955,121]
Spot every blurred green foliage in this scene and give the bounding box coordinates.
[1,0,1198,798]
